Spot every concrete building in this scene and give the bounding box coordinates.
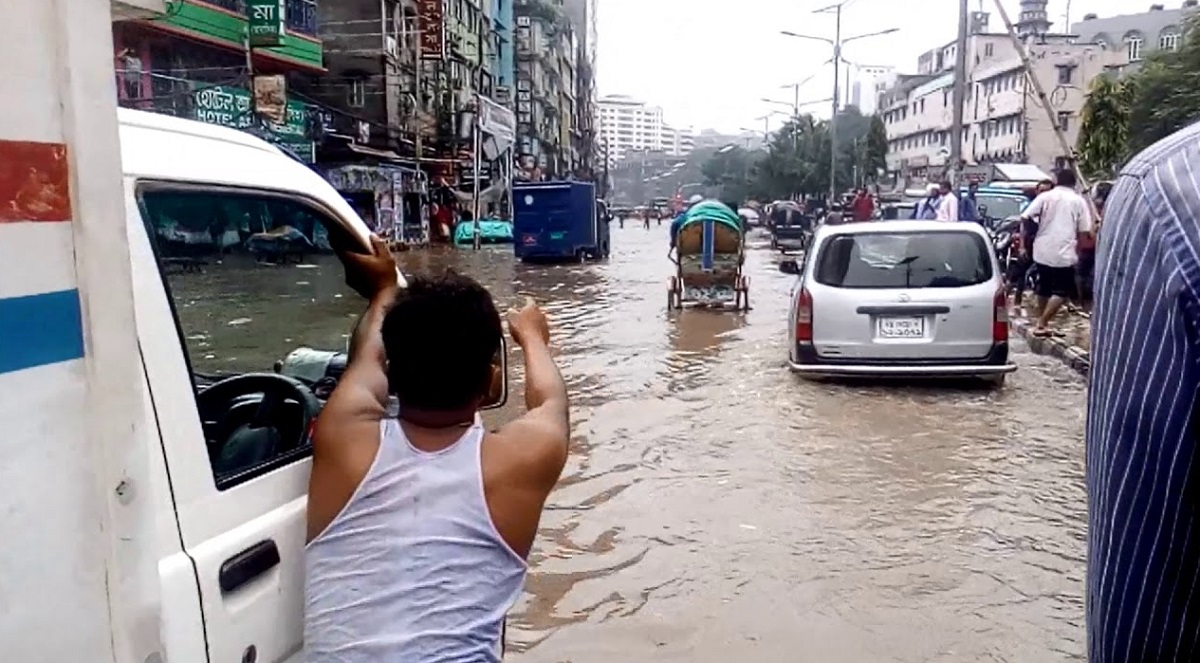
[564,0,600,181]
[850,65,896,115]
[514,0,578,178]
[111,0,324,161]
[598,94,694,163]
[879,12,1123,184]
[1072,1,1198,66]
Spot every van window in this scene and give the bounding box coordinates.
[139,187,359,487]
[814,231,993,289]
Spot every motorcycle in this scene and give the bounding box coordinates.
[990,215,1036,299]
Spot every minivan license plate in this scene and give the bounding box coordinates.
[878,316,924,338]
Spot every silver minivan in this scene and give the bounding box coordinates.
[780,220,1017,384]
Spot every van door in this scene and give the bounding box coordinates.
[134,182,361,662]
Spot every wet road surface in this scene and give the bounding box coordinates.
[406,224,1087,662]
[169,223,1087,661]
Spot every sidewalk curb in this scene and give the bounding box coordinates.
[1010,313,1090,376]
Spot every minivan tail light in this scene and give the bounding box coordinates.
[993,288,1008,342]
[796,288,813,342]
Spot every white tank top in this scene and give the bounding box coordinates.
[304,415,528,662]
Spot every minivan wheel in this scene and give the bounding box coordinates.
[984,374,1007,388]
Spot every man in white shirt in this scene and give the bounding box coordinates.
[935,180,959,221]
[1018,168,1095,336]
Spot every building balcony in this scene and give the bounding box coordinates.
[197,0,317,36]
[139,0,323,71]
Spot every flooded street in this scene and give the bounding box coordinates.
[171,223,1087,662]
[400,224,1087,662]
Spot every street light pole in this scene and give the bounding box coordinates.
[949,0,969,184]
[829,4,842,203]
[782,6,898,202]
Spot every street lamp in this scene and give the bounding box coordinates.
[782,2,898,201]
[762,98,795,114]
[778,67,829,113]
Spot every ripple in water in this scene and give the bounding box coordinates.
[398,228,1087,662]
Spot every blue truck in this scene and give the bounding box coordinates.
[512,180,610,262]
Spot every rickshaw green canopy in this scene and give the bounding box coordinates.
[681,200,743,233]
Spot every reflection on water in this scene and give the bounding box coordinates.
[167,254,360,376]
[174,226,1087,660]
[491,228,1082,662]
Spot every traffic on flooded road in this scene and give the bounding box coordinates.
[387,224,1086,662]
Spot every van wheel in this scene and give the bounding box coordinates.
[985,374,1007,388]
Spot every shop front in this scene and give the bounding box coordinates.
[322,164,430,245]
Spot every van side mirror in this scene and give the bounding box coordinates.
[481,336,508,410]
[778,259,800,275]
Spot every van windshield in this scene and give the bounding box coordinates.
[814,231,993,288]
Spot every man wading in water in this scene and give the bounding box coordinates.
[304,236,570,662]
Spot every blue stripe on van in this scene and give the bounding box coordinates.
[0,289,85,375]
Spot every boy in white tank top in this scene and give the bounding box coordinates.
[304,235,570,662]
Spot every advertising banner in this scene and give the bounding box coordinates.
[417,0,445,58]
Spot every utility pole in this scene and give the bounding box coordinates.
[949,0,969,184]
[782,5,898,202]
[828,3,842,203]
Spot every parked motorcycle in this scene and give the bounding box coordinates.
[990,215,1036,299]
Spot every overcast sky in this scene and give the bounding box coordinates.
[595,0,1140,133]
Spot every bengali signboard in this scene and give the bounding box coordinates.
[192,85,314,161]
[417,0,445,58]
[247,0,286,47]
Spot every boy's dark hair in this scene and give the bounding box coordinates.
[1055,168,1078,188]
[380,270,502,411]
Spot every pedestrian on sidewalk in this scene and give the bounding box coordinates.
[850,187,875,222]
[935,180,959,221]
[959,181,981,223]
[304,236,570,662]
[1017,169,1093,336]
[1086,121,1200,663]
[912,183,941,220]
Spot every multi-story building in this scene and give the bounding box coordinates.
[849,65,895,115]
[564,0,599,181]
[1072,1,1198,67]
[598,94,694,163]
[297,0,503,167]
[513,0,578,178]
[491,0,515,94]
[878,8,1123,184]
[112,0,325,161]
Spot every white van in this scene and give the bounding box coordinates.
[117,108,381,662]
[5,107,513,661]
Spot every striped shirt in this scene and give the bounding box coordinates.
[1088,122,1200,661]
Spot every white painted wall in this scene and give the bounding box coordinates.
[0,1,157,661]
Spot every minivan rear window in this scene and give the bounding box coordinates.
[814,231,993,288]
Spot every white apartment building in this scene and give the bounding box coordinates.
[598,94,694,162]
[879,22,1123,184]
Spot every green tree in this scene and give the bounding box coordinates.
[864,115,889,182]
[700,146,763,203]
[1077,75,1134,179]
[1105,14,1200,157]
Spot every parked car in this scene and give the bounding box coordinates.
[779,220,1017,384]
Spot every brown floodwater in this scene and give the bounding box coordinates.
[166,222,1087,662]
[397,224,1088,663]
